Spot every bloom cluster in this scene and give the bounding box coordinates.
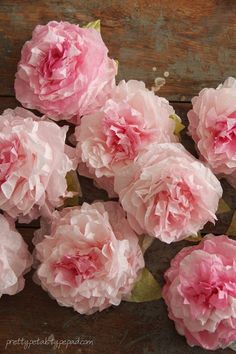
[0,19,234,351]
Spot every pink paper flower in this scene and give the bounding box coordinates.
[0,214,32,297]
[33,201,144,314]
[188,77,236,186]
[15,21,116,123]
[114,143,222,243]
[0,107,76,222]
[163,234,236,350]
[76,80,177,196]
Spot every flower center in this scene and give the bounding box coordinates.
[181,262,236,312]
[213,114,236,154]
[183,279,230,311]
[103,113,153,162]
[153,178,194,225]
[39,40,75,80]
[195,282,224,307]
[0,137,20,184]
[53,252,100,286]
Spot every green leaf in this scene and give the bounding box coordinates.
[229,341,236,351]
[64,170,82,207]
[169,113,185,135]
[217,198,231,214]
[186,233,202,242]
[66,170,82,194]
[139,234,154,254]
[227,211,236,236]
[83,19,101,32]
[63,195,80,208]
[127,268,162,303]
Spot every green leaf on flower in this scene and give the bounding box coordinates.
[128,268,162,303]
[217,198,231,214]
[229,341,236,351]
[139,234,154,254]
[186,233,202,242]
[227,211,236,236]
[64,170,82,207]
[84,19,101,32]
[169,113,185,135]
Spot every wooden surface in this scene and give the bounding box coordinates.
[0,0,236,100]
[0,1,235,354]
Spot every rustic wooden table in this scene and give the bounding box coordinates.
[0,1,235,353]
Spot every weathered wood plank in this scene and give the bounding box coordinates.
[0,0,235,99]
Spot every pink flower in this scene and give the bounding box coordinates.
[15,21,116,123]
[188,77,236,186]
[0,107,76,222]
[33,201,144,314]
[114,143,222,243]
[0,214,32,297]
[163,234,236,350]
[76,80,177,196]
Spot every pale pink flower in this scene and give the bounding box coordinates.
[0,107,76,222]
[0,214,32,297]
[188,77,236,186]
[163,234,236,350]
[15,21,116,123]
[76,80,177,196]
[114,143,222,243]
[33,201,144,314]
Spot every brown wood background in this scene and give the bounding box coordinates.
[0,1,235,354]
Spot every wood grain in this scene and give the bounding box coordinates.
[0,0,236,100]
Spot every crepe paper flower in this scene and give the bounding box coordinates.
[114,143,222,243]
[188,77,236,187]
[75,79,177,196]
[15,20,117,123]
[0,107,76,222]
[163,234,236,350]
[0,214,32,297]
[33,201,144,315]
